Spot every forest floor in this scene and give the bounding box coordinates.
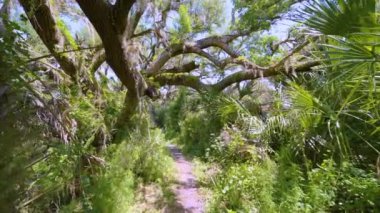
[167,144,205,213]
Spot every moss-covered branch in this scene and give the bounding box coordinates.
[19,0,78,78]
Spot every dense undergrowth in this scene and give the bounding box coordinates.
[0,19,174,212]
[155,2,380,211]
[78,128,174,213]
[156,84,380,212]
[2,95,174,212]
[2,91,174,212]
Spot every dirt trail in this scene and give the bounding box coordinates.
[167,144,205,213]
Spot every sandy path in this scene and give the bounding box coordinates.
[167,144,205,213]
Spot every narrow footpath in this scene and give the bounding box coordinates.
[167,144,205,213]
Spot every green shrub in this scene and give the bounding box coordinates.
[208,126,260,165]
[274,147,306,212]
[211,160,277,212]
[115,128,173,182]
[88,162,135,213]
[178,110,222,157]
[305,159,338,212]
[78,128,173,212]
[163,88,188,139]
[209,147,380,212]
[334,162,380,211]
[304,159,380,212]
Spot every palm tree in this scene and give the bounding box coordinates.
[290,0,380,164]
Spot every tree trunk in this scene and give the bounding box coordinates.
[92,90,140,151]
[74,0,149,148]
[110,92,139,144]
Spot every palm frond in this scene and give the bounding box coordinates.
[302,0,377,36]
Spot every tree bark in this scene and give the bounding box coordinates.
[19,0,78,78]
[75,0,146,135]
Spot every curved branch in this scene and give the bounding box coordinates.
[132,29,153,38]
[152,60,320,93]
[20,0,78,78]
[271,37,317,70]
[147,32,248,75]
[153,73,208,92]
[75,0,113,36]
[186,47,224,68]
[114,0,136,32]
[161,61,199,74]
[149,31,320,95]
[76,0,143,93]
[26,46,102,63]
[211,60,321,92]
[89,49,106,74]
[129,4,146,36]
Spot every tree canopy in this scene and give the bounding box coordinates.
[13,0,322,128]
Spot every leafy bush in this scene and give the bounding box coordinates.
[178,111,219,156]
[113,128,173,183]
[0,19,45,212]
[208,125,261,165]
[209,153,380,212]
[162,88,188,139]
[334,162,380,211]
[88,156,135,213]
[211,160,277,212]
[59,127,174,212]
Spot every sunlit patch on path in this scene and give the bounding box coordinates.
[167,144,205,213]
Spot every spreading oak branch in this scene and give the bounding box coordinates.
[19,0,321,131]
[148,35,320,92]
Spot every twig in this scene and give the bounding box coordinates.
[26,45,103,63]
